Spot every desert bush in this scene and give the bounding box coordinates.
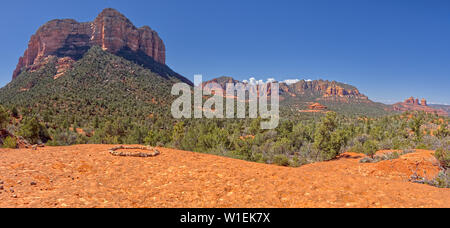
[402,149,416,154]
[416,143,429,150]
[409,113,425,143]
[411,170,450,189]
[0,105,9,128]
[297,142,318,163]
[273,154,290,166]
[362,140,378,158]
[436,123,449,139]
[378,138,394,150]
[271,137,293,155]
[385,151,401,160]
[18,117,50,144]
[313,112,347,161]
[2,136,17,149]
[356,134,370,145]
[290,156,308,167]
[435,147,449,169]
[420,135,442,150]
[11,106,19,118]
[252,152,267,164]
[359,151,400,163]
[47,130,78,146]
[431,170,450,188]
[391,136,412,150]
[172,121,185,148]
[346,134,372,153]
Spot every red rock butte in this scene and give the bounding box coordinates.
[12,8,166,80]
[404,96,428,106]
[393,97,448,116]
[308,103,327,110]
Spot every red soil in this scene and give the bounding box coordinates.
[0,145,448,208]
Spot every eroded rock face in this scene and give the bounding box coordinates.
[201,77,370,102]
[393,97,447,116]
[403,97,429,106]
[13,8,165,80]
[308,103,328,110]
[284,80,369,101]
[421,98,427,106]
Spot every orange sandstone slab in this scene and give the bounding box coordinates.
[0,145,448,208]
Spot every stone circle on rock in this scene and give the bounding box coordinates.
[109,145,161,158]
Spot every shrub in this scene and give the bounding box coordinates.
[46,140,60,146]
[432,170,450,188]
[18,117,50,144]
[384,151,400,160]
[363,140,378,158]
[436,124,449,139]
[252,153,267,164]
[172,121,185,148]
[273,154,290,166]
[402,149,416,154]
[290,156,308,167]
[392,136,411,150]
[435,147,449,169]
[416,143,429,150]
[0,105,9,128]
[313,112,345,161]
[48,130,78,146]
[3,136,17,149]
[409,113,424,143]
[359,157,376,163]
[271,138,293,155]
[421,135,442,150]
[144,130,158,146]
[411,170,449,188]
[11,106,19,118]
[360,151,400,163]
[378,138,394,150]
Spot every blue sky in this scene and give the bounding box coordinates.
[1,0,449,104]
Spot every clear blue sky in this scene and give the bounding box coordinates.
[1,0,449,104]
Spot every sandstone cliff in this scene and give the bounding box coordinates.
[201,77,369,102]
[13,8,166,80]
[392,97,447,116]
[285,80,368,101]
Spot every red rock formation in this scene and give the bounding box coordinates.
[421,98,427,106]
[13,8,165,80]
[392,97,447,116]
[54,57,76,79]
[405,97,416,105]
[201,78,371,103]
[308,103,327,110]
[287,80,369,101]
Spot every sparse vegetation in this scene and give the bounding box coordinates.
[2,136,17,149]
[0,105,9,128]
[0,47,448,172]
[362,140,378,158]
[435,147,449,170]
[18,117,50,145]
[360,151,401,163]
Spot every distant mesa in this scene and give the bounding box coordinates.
[199,76,388,115]
[308,103,327,110]
[393,97,447,116]
[12,8,166,80]
[201,77,371,102]
[298,102,328,113]
[199,79,384,116]
[404,96,428,106]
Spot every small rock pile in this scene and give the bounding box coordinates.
[109,145,160,158]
